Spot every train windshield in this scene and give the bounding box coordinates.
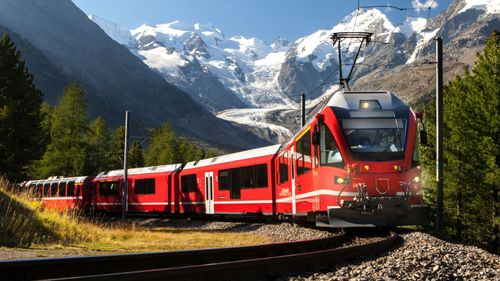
[342,118,407,161]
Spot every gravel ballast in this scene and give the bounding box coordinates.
[286,231,500,281]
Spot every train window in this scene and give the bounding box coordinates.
[43,182,50,197]
[296,130,312,175]
[50,182,58,196]
[33,183,42,198]
[320,123,344,168]
[67,181,75,196]
[255,164,268,187]
[58,182,67,197]
[135,178,155,194]
[242,164,268,189]
[99,181,119,196]
[37,184,42,198]
[218,170,230,191]
[230,168,241,198]
[218,168,241,199]
[342,118,407,161]
[219,164,267,198]
[181,174,197,193]
[279,156,288,184]
[241,166,255,188]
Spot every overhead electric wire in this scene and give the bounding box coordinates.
[427,0,436,20]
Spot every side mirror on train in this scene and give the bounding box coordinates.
[420,129,428,146]
[416,112,428,146]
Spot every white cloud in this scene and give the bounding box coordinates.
[412,0,439,12]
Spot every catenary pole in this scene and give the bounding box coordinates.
[301,93,306,127]
[435,37,444,236]
[122,110,130,220]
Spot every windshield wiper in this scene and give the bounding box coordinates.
[393,113,401,150]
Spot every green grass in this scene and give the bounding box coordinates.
[0,178,90,247]
[0,177,270,254]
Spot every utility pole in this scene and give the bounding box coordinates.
[122,110,130,220]
[435,37,444,236]
[301,93,306,127]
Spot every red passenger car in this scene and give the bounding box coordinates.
[92,164,182,213]
[178,145,280,216]
[24,176,92,212]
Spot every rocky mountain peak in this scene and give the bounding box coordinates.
[271,37,291,52]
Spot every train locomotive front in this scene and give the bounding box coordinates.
[313,91,429,227]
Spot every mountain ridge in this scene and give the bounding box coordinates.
[88,0,499,143]
[0,0,270,150]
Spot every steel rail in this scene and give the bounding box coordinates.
[1,232,346,280]
[2,231,399,281]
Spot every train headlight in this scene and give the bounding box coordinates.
[412,176,420,183]
[363,165,370,171]
[334,176,345,184]
[359,100,381,109]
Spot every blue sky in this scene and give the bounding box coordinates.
[72,0,451,43]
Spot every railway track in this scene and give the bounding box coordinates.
[1,231,398,281]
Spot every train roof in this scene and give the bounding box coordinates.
[95,164,182,179]
[282,90,409,148]
[25,176,89,185]
[183,144,282,170]
[327,90,408,110]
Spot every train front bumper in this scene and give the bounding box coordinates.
[320,197,430,227]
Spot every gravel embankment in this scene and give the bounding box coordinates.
[286,231,500,281]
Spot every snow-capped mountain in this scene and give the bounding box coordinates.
[89,0,499,143]
[88,7,422,112]
[128,20,298,111]
[88,15,135,47]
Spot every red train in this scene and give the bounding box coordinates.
[23,176,92,212]
[23,91,430,227]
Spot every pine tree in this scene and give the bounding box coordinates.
[107,127,145,170]
[128,141,145,168]
[86,116,111,174]
[145,123,181,166]
[421,30,499,252]
[0,33,45,181]
[107,126,125,170]
[35,83,90,177]
[465,30,499,251]
[144,122,215,166]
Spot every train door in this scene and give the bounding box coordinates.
[204,172,214,214]
[294,128,314,214]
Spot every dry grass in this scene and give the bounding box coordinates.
[77,224,268,253]
[0,177,270,255]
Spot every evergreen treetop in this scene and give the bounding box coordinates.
[0,33,44,181]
